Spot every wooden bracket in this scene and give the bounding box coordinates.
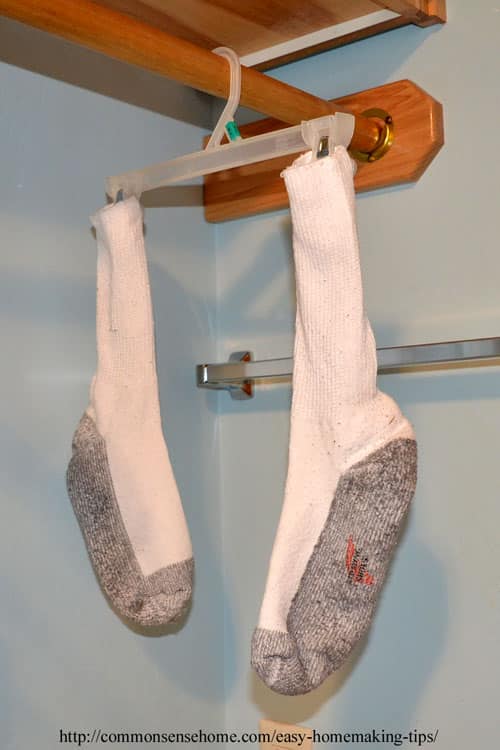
[372,1,447,26]
[204,80,444,223]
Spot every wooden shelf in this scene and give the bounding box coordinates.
[0,1,446,220]
[93,1,446,70]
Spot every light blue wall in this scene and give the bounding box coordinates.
[0,61,224,748]
[1,1,499,746]
[216,1,500,744]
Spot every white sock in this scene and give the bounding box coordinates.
[251,147,415,693]
[67,197,193,626]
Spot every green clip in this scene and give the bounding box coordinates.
[225,121,241,142]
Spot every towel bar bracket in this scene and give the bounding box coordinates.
[197,351,255,400]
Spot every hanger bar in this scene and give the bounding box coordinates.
[106,114,355,198]
[197,337,500,391]
[0,0,381,154]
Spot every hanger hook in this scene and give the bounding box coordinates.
[301,112,355,160]
[206,47,242,150]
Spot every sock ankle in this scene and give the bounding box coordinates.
[67,197,193,627]
[251,148,416,694]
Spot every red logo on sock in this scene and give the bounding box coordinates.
[346,537,374,585]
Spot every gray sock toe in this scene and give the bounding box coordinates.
[251,628,316,695]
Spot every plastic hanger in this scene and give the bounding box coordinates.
[205,47,242,149]
[106,49,355,201]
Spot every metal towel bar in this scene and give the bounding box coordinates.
[197,337,500,399]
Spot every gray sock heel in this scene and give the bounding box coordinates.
[67,414,193,627]
[287,439,417,690]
